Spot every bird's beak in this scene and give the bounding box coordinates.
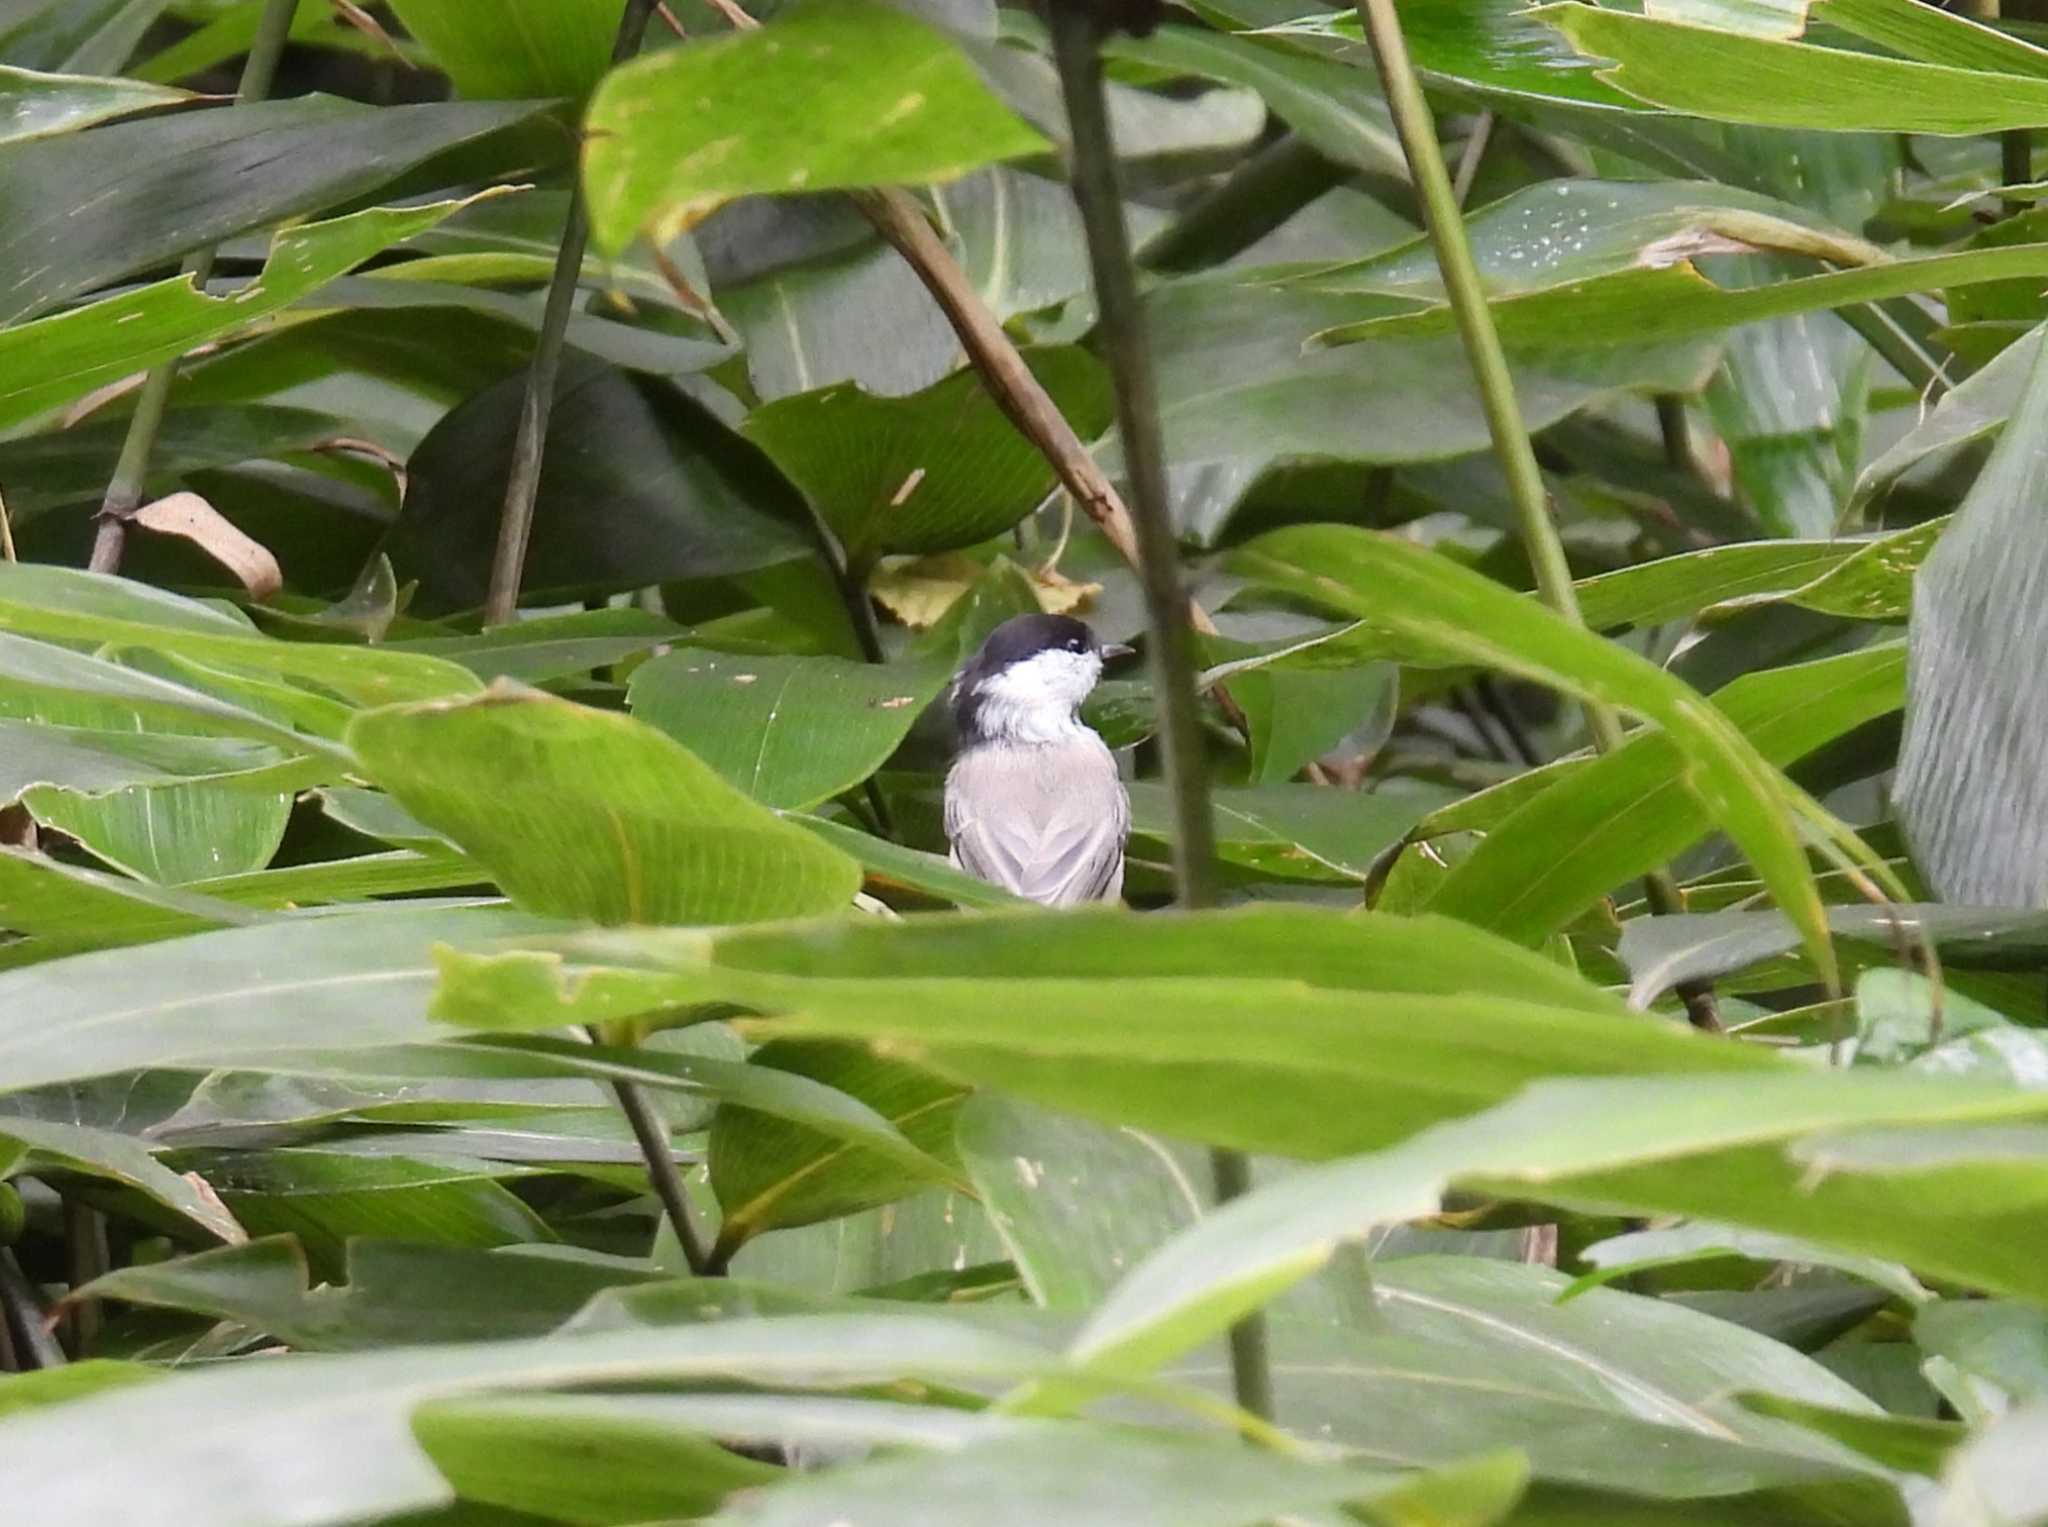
[1099,641,1137,662]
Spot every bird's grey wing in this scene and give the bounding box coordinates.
[946,750,1127,905]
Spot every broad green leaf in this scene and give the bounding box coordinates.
[1128,780,1451,883]
[128,0,367,84]
[1313,243,2048,351]
[0,905,562,1095]
[389,608,686,686]
[740,348,1111,568]
[0,196,499,432]
[0,632,348,763]
[799,816,1027,909]
[1895,320,2048,904]
[0,96,546,323]
[0,403,360,528]
[386,355,811,612]
[0,1360,163,1421]
[0,63,194,143]
[928,167,1092,323]
[173,1148,554,1275]
[1855,325,2038,508]
[1419,644,1905,840]
[1242,1258,1892,1502]
[462,906,1780,1161]
[1069,1071,2048,1388]
[385,0,628,99]
[0,1114,243,1242]
[1232,525,1876,988]
[1617,904,2048,1006]
[0,719,305,801]
[1140,275,1718,536]
[628,647,952,811]
[1813,0,2048,77]
[0,0,168,73]
[27,778,289,885]
[1733,1393,1962,1477]
[1536,3,2048,132]
[1571,1222,1930,1307]
[0,565,481,708]
[414,1393,779,1525]
[1763,519,1947,622]
[310,269,734,377]
[1102,24,1402,176]
[191,850,488,911]
[1916,1300,2048,1405]
[582,0,1049,252]
[706,1427,1448,1527]
[1426,644,1903,944]
[375,1026,962,1198]
[1572,540,1864,631]
[0,846,254,947]
[708,1040,970,1257]
[0,1312,1059,1526]
[346,685,863,924]
[77,1236,666,1351]
[1297,178,1875,304]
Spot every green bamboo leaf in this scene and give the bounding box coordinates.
[442,906,1777,1163]
[628,647,953,811]
[346,684,863,924]
[1232,525,1878,989]
[1896,319,2048,904]
[1064,1071,2048,1390]
[0,194,504,432]
[0,846,255,947]
[1314,243,2048,350]
[0,632,349,763]
[1426,644,1904,945]
[0,1312,1059,1525]
[739,348,1112,568]
[0,96,547,323]
[0,566,481,708]
[0,905,562,1095]
[0,63,195,143]
[582,0,1049,252]
[385,0,629,99]
[0,1114,243,1243]
[1535,2,2048,131]
[708,1039,971,1256]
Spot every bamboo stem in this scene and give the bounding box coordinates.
[1359,1,1722,1031]
[87,0,300,576]
[0,1249,63,1370]
[609,1076,711,1275]
[1046,0,1270,1424]
[483,0,657,626]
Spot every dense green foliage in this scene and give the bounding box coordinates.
[2,0,2048,1523]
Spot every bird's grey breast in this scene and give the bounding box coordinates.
[944,733,1129,905]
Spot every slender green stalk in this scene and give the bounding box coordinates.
[87,0,300,576]
[483,0,657,626]
[1360,2,1724,1031]
[1046,0,1271,1425]
[610,1076,712,1275]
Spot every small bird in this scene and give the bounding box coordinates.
[944,613,1134,906]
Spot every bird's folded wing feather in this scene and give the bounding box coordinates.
[945,746,1128,905]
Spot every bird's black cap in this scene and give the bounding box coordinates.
[951,614,1118,740]
[970,613,1099,672]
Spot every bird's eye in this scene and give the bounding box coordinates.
[1067,638,1083,651]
